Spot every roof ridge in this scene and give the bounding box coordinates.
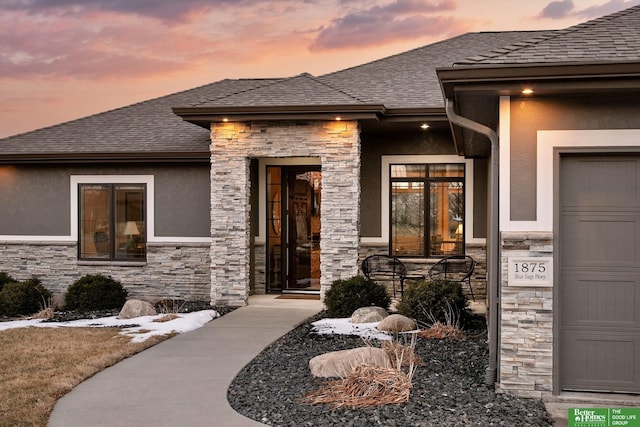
[455,4,640,65]
[0,77,281,141]
[321,30,546,76]
[189,77,288,106]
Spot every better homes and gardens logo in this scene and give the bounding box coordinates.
[569,408,640,427]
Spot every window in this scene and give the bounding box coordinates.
[78,184,146,260]
[390,164,464,257]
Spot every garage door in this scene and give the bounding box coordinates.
[560,155,640,393]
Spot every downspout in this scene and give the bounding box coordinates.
[445,99,499,386]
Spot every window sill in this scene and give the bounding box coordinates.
[77,260,146,267]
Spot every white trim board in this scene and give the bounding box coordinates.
[499,96,640,232]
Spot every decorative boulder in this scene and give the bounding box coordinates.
[309,347,391,378]
[118,299,157,319]
[377,314,417,333]
[351,306,388,323]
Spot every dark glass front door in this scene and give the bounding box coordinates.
[267,166,321,292]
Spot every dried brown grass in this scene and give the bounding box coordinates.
[0,327,169,427]
[418,322,466,339]
[302,364,412,408]
[153,313,180,323]
[381,340,422,367]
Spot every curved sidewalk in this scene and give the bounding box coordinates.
[48,294,322,427]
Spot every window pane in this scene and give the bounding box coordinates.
[114,185,146,260]
[430,181,464,256]
[429,164,464,178]
[391,164,426,178]
[79,185,111,259]
[391,181,424,256]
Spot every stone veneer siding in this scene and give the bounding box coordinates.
[0,241,211,301]
[498,231,553,399]
[210,121,360,306]
[358,243,487,301]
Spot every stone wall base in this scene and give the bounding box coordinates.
[0,241,211,303]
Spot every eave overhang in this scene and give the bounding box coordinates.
[172,104,387,128]
[437,61,640,156]
[0,151,210,165]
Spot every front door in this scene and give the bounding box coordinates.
[559,155,640,393]
[267,166,321,293]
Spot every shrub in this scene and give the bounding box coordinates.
[64,274,128,311]
[0,277,52,317]
[0,272,16,293]
[396,279,469,327]
[324,276,391,318]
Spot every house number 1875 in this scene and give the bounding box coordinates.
[512,262,546,274]
[507,257,553,287]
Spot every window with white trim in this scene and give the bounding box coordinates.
[390,163,464,258]
[78,183,146,260]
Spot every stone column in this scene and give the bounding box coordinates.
[210,124,251,306]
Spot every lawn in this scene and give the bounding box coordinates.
[0,327,169,427]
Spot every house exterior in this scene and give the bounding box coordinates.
[2,5,640,400]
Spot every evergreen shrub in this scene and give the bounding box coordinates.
[324,275,391,318]
[64,274,128,311]
[0,277,52,317]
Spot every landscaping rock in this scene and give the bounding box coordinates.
[351,306,388,323]
[309,347,391,378]
[117,299,156,319]
[377,314,417,333]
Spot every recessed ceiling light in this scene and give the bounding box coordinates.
[522,88,534,95]
[222,117,229,122]
[420,123,430,130]
[335,116,342,121]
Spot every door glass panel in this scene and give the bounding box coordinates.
[79,185,111,259]
[289,171,321,290]
[267,167,283,291]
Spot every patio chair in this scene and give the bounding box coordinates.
[361,255,408,297]
[428,255,476,300]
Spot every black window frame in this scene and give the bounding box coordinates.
[78,183,147,261]
[389,163,465,258]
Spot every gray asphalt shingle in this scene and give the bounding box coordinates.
[2,4,639,156]
[456,5,640,64]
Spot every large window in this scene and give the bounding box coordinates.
[79,184,146,261]
[390,164,464,258]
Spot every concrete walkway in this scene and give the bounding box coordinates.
[48,294,322,427]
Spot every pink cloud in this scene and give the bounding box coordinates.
[537,0,640,20]
[310,0,469,50]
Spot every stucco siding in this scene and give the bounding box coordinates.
[509,94,640,221]
[0,164,210,238]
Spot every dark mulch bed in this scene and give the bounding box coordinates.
[228,312,553,427]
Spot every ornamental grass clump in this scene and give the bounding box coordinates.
[396,279,469,328]
[302,331,418,408]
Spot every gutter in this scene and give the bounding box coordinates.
[445,99,500,386]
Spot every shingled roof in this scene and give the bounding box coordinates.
[0,78,279,159]
[456,5,640,65]
[2,4,639,158]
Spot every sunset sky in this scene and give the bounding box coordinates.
[1,0,639,139]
